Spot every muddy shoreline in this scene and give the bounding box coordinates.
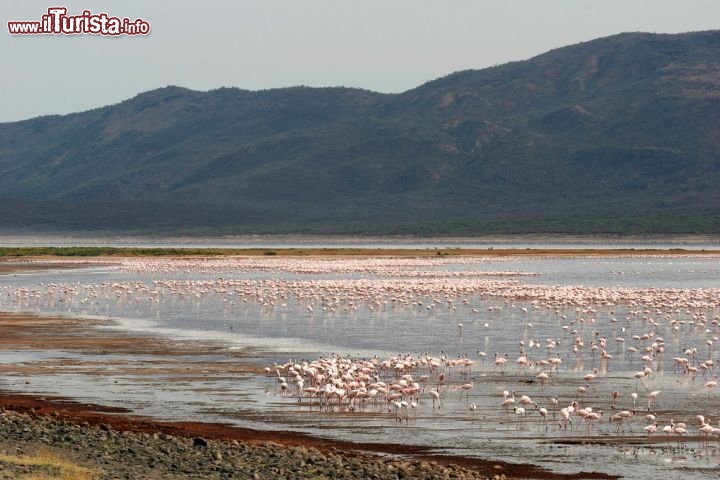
[0,312,619,479]
[0,391,622,480]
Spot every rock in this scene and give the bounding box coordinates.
[192,437,208,447]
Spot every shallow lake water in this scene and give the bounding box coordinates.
[0,253,719,479]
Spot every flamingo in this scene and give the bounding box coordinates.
[585,410,603,435]
[513,407,527,428]
[517,395,537,412]
[391,400,403,422]
[644,422,658,442]
[302,386,319,404]
[704,374,718,395]
[647,391,660,411]
[711,424,720,445]
[583,368,598,388]
[538,407,549,431]
[429,388,442,409]
[536,371,549,391]
[633,370,648,391]
[399,400,409,422]
[611,410,635,433]
[559,407,572,429]
[515,355,531,375]
[673,423,688,446]
[699,421,714,446]
[494,353,508,374]
[459,380,474,401]
[501,392,515,420]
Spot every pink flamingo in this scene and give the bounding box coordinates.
[459,380,473,401]
[644,422,658,443]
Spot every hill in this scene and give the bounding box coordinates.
[1,30,719,235]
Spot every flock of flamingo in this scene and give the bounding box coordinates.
[2,254,720,451]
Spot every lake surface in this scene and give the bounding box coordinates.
[1,252,719,479]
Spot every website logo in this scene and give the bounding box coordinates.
[8,7,150,36]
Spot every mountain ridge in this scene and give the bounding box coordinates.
[1,30,719,235]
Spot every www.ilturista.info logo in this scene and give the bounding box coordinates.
[8,7,150,36]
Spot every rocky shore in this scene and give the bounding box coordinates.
[0,312,616,480]
[0,404,501,480]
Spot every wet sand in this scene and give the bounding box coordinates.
[0,312,619,480]
[0,261,106,274]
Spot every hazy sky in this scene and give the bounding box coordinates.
[2,0,719,122]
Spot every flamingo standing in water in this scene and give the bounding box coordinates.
[536,371,549,391]
[494,353,508,374]
[459,380,474,401]
[647,390,660,411]
[515,355,531,375]
[585,410,603,435]
[518,394,537,410]
[704,374,718,395]
[672,421,688,446]
[583,368,598,389]
[699,420,714,446]
[429,388,442,409]
[501,391,515,420]
[559,406,572,429]
[644,422,658,442]
[611,410,635,433]
[538,407,549,431]
[633,370,649,391]
[513,407,528,428]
